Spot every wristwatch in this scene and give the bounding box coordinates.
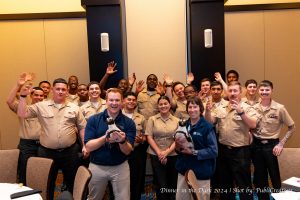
[120,138,128,144]
[237,110,245,116]
[192,150,198,156]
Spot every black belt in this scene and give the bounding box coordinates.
[41,143,76,152]
[220,143,250,150]
[20,138,40,145]
[253,137,279,145]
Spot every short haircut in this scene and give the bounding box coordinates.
[87,81,100,90]
[245,79,258,87]
[184,85,197,93]
[39,81,50,87]
[78,83,87,88]
[210,81,223,89]
[259,80,273,89]
[53,78,68,87]
[31,87,44,95]
[228,81,242,91]
[157,95,170,104]
[227,70,239,79]
[123,91,137,99]
[200,78,211,84]
[68,75,78,80]
[106,88,123,99]
[172,81,185,91]
[186,96,204,114]
[146,74,158,81]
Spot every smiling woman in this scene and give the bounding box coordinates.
[145,95,179,200]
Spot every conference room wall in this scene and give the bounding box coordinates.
[0,8,299,149]
[225,9,300,147]
[0,19,89,149]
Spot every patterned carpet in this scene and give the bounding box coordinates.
[54,171,156,200]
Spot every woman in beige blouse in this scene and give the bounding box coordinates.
[145,95,179,200]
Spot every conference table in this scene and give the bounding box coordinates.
[0,183,42,200]
[271,177,300,200]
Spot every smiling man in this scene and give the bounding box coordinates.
[205,81,257,200]
[122,92,147,200]
[7,73,44,184]
[252,80,295,200]
[85,88,136,200]
[137,74,161,121]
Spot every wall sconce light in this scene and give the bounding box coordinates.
[100,33,109,52]
[204,29,213,48]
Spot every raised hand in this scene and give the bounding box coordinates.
[19,82,33,96]
[198,90,206,100]
[206,99,213,112]
[135,80,145,94]
[187,72,194,85]
[128,73,136,86]
[230,99,241,111]
[18,72,35,86]
[106,61,117,75]
[156,81,165,95]
[214,72,223,83]
[163,74,173,85]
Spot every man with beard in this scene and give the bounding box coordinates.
[66,75,80,104]
[251,80,295,200]
[205,81,257,200]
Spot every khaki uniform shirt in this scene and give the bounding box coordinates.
[253,100,294,139]
[211,98,229,117]
[145,113,179,156]
[10,101,41,140]
[216,101,257,147]
[66,94,80,105]
[123,110,146,147]
[137,89,160,120]
[174,99,189,120]
[26,100,86,149]
[241,96,260,107]
[80,99,106,121]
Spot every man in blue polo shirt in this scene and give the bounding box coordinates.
[85,88,136,200]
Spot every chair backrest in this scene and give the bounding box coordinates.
[185,169,200,200]
[73,166,92,200]
[26,157,54,200]
[0,149,19,183]
[278,148,300,181]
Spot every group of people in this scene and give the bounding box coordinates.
[6,63,295,200]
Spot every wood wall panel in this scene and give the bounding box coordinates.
[225,12,265,84]
[264,10,300,147]
[0,19,90,149]
[43,19,89,84]
[0,20,47,149]
[225,9,299,147]
[126,0,186,83]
